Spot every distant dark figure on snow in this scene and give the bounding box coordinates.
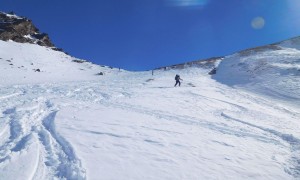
[174,74,182,87]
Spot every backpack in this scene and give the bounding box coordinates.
[175,75,179,80]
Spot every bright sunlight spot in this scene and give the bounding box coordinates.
[166,0,209,7]
[251,17,265,29]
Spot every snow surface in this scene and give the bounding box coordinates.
[0,40,300,179]
[214,43,300,108]
[0,41,120,85]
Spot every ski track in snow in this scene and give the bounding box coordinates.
[0,76,299,179]
[99,90,300,178]
[1,36,300,179]
[221,113,300,177]
[0,89,86,179]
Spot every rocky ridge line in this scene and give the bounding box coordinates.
[0,11,54,48]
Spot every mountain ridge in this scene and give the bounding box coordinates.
[1,11,299,76]
[154,36,299,75]
[0,11,60,50]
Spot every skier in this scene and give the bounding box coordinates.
[174,74,182,87]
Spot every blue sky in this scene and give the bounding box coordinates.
[1,0,300,70]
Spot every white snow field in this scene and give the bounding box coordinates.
[0,40,299,180]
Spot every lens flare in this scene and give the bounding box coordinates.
[166,0,209,7]
[251,17,265,29]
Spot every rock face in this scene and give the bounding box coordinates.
[155,56,224,73]
[0,12,54,47]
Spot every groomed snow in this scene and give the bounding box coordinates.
[0,40,300,179]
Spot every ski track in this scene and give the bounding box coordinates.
[0,87,86,179]
[0,80,299,179]
[221,113,300,177]
[101,100,288,151]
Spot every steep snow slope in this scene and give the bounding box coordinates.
[0,40,121,86]
[0,71,300,179]
[1,40,300,179]
[213,38,300,107]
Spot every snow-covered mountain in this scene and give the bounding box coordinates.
[213,37,300,106]
[0,11,124,86]
[0,12,300,180]
[155,56,223,71]
[0,40,122,86]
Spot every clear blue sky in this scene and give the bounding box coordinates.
[2,0,300,70]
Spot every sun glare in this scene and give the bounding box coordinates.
[251,17,265,30]
[166,0,209,7]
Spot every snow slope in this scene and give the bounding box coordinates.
[0,40,121,86]
[0,40,300,179]
[213,38,300,107]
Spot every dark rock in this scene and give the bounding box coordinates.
[0,12,54,47]
[51,47,64,52]
[208,68,217,75]
[34,69,40,72]
[146,78,154,82]
[96,72,104,75]
[72,59,86,63]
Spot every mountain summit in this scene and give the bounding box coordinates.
[0,11,54,47]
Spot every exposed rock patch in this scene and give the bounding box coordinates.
[0,12,54,47]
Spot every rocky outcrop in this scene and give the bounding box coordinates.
[238,45,282,57]
[155,56,224,72]
[0,12,54,47]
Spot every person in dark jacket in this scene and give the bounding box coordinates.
[174,74,182,87]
